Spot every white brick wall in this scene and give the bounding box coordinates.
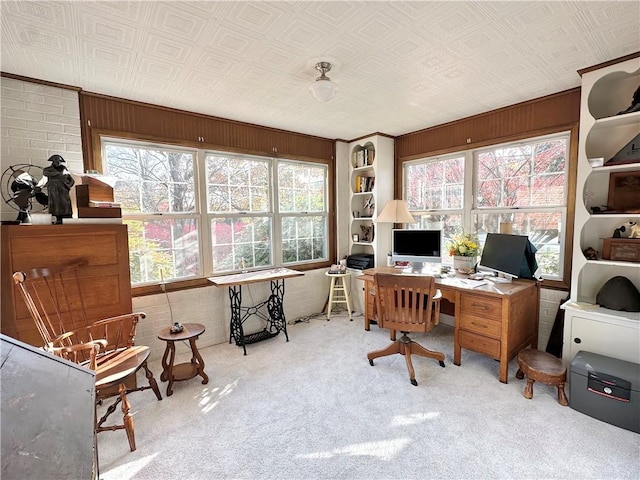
[538,287,569,350]
[1,77,83,221]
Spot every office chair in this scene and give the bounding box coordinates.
[367,273,445,386]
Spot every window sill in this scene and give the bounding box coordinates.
[132,261,332,297]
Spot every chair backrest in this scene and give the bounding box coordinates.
[374,273,440,333]
[12,261,138,364]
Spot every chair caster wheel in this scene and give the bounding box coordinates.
[439,360,445,367]
[369,359,374,366]
[410,379,418,386]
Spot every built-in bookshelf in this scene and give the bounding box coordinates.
[563,54,640,367]
[348,136,394,267]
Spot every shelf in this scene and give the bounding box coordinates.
[588,67,640,120]
[586,259,640,268]
[589,213,640,218]
[349,136,394,269]
[566,55,640,368]
[591,111,640,129]
[589,163,640,174]
[564,302,640,321]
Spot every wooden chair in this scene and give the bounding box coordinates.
[12,261,162,452]
[367,273,445,386]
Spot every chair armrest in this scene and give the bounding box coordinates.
[47,338,108,368]
[90,312,146,328]
[433,289,442,301]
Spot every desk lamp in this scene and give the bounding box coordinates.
[375,199,417,268]
[375,199,416,224]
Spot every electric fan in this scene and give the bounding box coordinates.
[1,164,49,223]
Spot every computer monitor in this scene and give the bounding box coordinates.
[391,229,442,271]
[478,233,538,281]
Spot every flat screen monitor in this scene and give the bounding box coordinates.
[392,229,442,270]
[479,233,538,280]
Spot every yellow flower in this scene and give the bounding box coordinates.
[446,231,480,257]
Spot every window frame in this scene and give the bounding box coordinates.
[100,136,332,293]
[401,129,576,289]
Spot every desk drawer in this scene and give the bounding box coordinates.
[460,314,501,338]
[460,293,501,319]
[459,330,500,358]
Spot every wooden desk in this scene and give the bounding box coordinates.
[358,267,540,383]
[208,268,304,355]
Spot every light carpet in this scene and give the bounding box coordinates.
[97,313,640,480]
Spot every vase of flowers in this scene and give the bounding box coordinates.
[446,231,480,273]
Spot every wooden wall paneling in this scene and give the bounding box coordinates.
[80,92,334,167]
[1,224,133,347]
[396,88,581,161]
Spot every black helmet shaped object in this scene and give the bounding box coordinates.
[47,154,66,164]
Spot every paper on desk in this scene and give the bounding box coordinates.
[461,279,487,288]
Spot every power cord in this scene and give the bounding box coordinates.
[160,269,175,323]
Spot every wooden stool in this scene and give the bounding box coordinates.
[325,272,352,321]
[516,349,568,406]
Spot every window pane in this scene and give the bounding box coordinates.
[405,156,464,210]
[278,162,326,213]
[281,216,327,263]
[473,211,562,278]
[105,145,195,214]
[125,218,199,283]
[206,154,270,213]
[476,138,566,208]
[211,217,272,272]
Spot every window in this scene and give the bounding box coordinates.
[103,138,329,285]
[404,154,465,254]
[403,132,569,280]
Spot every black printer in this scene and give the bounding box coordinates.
[347,254,374,270]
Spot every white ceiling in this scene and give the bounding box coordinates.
[2,1,639,141]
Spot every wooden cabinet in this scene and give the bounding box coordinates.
[1,224,133,347]
[358,267,540,383]
[563,54,640,366]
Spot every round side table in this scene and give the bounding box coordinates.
[157,322,209,396]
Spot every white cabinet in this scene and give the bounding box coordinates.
[563,55,640,366]
[348,135,394,267]
[563,306,640,365]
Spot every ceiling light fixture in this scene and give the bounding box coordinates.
[309,61,338,102]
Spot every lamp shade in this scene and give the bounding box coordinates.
[375,200,416,224]
[309,79,338,102]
